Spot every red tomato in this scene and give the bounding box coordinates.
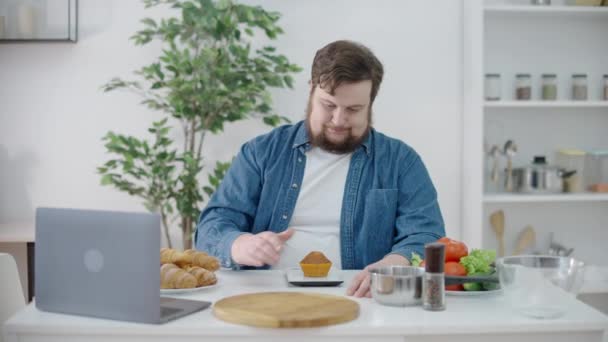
[444,261,467,276]
[444,261,467,291]
[437,237,468,262]
[446,284,464,291]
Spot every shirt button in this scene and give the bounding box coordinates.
[282,215,288,220]
[292,183,298,188]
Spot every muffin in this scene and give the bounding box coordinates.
[299,251,332,277]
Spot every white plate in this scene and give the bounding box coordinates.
[446,288,503,297]
[161,282,218,295]
[285,267,343,287]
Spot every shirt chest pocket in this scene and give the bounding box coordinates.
[361,189,398,261]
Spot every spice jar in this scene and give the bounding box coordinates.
[587,150,608,193]
[572,74,588,101]
[485,74,501,101]
[541,74,557,100]
[603,75,608,101]
[515,74,531,100]
[556,149,586,193]
[423,242,445,311]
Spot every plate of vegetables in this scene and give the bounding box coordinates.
[411,237,502,296]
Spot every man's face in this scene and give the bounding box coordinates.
[306,80,372,154]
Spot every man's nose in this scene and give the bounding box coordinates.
[331,108,347,126]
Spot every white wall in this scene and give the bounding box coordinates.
[0,0,463,246]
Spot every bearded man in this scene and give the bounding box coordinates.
[195,40,445,297]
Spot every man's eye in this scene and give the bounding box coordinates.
[347,107,360,113]
[324,103,336,109]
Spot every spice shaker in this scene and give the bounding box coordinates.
[515,74,532,100]
[423,242,446,311]
[541,74,557,100]
[572,74,588,101]
[485,74,501,101]
[603,75,608,101]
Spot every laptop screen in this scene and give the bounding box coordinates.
[35,207,162,323]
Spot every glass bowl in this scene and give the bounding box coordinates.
[496,255,585,319]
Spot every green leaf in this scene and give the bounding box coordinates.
[283,75,294,88]
[141,17,157,28]
[203,186,214,196]
[101,174,114,185]
[263,115,280,127]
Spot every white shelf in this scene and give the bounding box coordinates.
[484,193,608,203]
[463,0,608,262]
[485,5,608,15]
[485,101,608,108]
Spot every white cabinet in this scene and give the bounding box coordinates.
[463,0,608,270]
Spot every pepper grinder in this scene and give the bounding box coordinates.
[423,242,445,311]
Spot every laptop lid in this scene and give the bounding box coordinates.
[35,207,162,323]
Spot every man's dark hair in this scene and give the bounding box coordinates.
[310,40,384,103]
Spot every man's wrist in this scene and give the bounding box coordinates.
[222,231,250,268]
[383,253,410,265]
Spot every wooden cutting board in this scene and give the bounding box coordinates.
[213,292,359,328]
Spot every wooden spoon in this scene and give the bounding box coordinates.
[490,210,505,257]
[514,225,536,255]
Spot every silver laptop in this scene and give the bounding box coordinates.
[35,207,211,324]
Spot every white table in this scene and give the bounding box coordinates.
[4,270,608,342]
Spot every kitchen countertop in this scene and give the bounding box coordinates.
[3,270,608,342]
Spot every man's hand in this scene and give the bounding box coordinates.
[346,254,410,298]
[231,228,295,267]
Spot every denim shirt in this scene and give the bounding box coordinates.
[195,120,445,270]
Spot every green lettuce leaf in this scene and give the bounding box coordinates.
[459,249,496,275]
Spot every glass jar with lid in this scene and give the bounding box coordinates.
[485,74,501,101]
[587,150,608,193]
[556,149,586,193]
[572,74,588,101]
[541,74,557,100]
[515,74,531,100]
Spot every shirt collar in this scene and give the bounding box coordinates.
[292,120,372,155]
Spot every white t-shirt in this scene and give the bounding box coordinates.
[272,147,352,270]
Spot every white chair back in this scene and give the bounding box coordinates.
[0,253,26,342]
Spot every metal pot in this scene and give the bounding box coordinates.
[509,156,576,193]
[369,266,423,307]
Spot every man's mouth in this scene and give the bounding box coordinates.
[326,127,350,135]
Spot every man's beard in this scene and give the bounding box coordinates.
[305,98,371,154]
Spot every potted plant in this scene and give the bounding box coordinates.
[98,0,301,249]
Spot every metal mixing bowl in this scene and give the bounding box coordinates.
[496,255,585,319]
[369,266,424,307]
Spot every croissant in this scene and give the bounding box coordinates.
[160,263,197,289]
[184,265,217,287]
[160,248,184,264]
[181,249,220,271]
[160,248,219,271]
